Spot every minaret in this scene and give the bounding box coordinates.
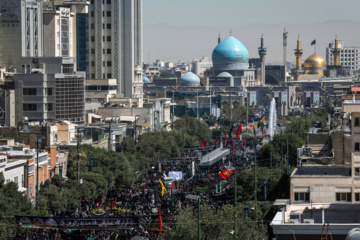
[294,35,303,69]
[258,34,267,85]
[283,28,288,66]
[332,35,340,66]
[218,34,221,44]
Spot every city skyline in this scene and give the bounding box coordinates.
[143,0,360,64]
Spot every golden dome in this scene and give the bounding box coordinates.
[304,53,326,75]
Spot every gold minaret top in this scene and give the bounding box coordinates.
[332,35,340,66]
[294,35,303,69]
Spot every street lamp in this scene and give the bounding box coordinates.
[134,115,140,152]
[77,128,85,183]
[108,118,114,151]
[35,135,45,211]
[153,110,159,131]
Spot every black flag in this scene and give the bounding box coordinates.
[311,39,316,45]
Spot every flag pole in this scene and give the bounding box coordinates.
[234,169,237,238]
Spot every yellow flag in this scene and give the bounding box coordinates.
[159,179,167,196]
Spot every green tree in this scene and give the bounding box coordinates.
[161,205,268,240]
[259,133,305,167]
[173,116,212,145]
[221,104,254,122]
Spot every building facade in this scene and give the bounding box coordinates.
[0,0,44,71]
[88,0,143,99]
[326,40,360,70]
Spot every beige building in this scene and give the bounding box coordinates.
[43,7,75,58]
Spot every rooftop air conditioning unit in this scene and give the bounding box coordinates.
[303,219,314,224]
[288,219,299,224]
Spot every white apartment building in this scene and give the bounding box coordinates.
[0,0,44,71]
[88,0,143,101]
[0,155,27,192]
[326,40,360,70]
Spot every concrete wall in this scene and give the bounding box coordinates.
[290,175,352,204]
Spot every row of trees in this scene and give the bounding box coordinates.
[161,167,289,239]
[39,116,212,213]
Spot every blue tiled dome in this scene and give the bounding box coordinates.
[180,72,200,83]
[217,72,233,77]
[143,75,150,83]
[212,36,249,70]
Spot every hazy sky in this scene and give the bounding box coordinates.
[143,0,360,27]
[142,0,360,63]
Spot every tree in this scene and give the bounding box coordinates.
[259,133,305,167]
[221,104,254,122]
[161,204,268,240]
[173,116,212,146]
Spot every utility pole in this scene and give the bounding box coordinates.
[254,142,257,222]
[198,198,201,240]
[197,92,199,119]
[270,141,273,171]
[246,91,248,137]
[77,128,84,183]
[281,129,283,169]
[35,135,44,211]
[134,115,140,153]
[234,169,237,238]
[108,119,112,151]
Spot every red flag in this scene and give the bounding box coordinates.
[158,209,163,232]
[224,132,227,146]
[232,139,234,154]
[236,124,242,138]
[219,169,235,180]
[201,137,205,147]
[214,136,219,145]
[244,139,246,149]
[172,182,175,190]
[262,127,264,139]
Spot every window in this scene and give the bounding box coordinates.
[47,88,53,96]
[91,61,95,67]
[47,103,53,111]
[107,0,111,4]
[294,192,310,202]
[107,49,111,54]
[23,104,37,111]
[107,24,111,29]
[356,168,360,176]
[356,193,360,202]
[355,118,360,127]
[107,11,111,17]
[86,98,92,103]
[91,36,95,42]
[107,36,111,42]
[6,179,10,183]
[91,23,94,29]
[29,184,33,196]
[107,73,112,78]
[90,11,94,17]
[336,192,352,202]
[23,88,37,95]
[91,74,95,79]
[107,61,111,67]
[355,142,360,152]
[14,176,18,184]
[21,174,24,188]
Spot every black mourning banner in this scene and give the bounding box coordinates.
[15,216,139,230]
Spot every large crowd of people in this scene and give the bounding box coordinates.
[21,138,256,240]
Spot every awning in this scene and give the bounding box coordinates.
[88,113,103,119]
[119,116,139,122]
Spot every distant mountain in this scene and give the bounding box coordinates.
[143,20,360,64]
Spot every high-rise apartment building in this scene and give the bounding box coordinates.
[88,0,143,100]
[0,0,44,71]
[326,40,360,70]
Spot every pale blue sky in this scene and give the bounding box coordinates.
[142,0,360,63]
[143,0,360,27]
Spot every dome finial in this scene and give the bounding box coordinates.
[230,28,232,36]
